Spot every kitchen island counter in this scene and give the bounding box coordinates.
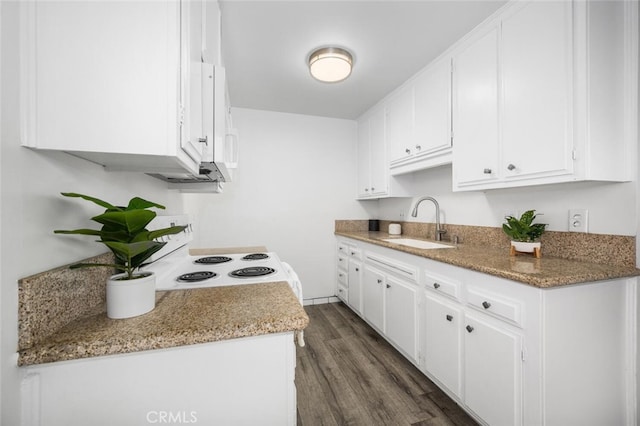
[336,230,640,288]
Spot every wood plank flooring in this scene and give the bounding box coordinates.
[295,302,478,426]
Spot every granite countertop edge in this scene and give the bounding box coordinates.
[19,281,309,367]
[336,231,640,288]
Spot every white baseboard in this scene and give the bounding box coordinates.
[302,296,341,306]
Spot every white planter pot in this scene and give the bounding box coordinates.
[106,272,156,319]
[510,241,541,253]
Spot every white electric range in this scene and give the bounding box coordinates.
[142,215,300,296]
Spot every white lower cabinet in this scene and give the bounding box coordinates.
[21,333,297,426]
[385,276,418,362]
[336,236,636,426]
[362,265,385,332]
[336,242,363,312]
[347,260,363,315]
[463,313,522,426]
[423,294,462,397]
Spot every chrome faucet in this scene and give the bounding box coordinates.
[411,196,447,241]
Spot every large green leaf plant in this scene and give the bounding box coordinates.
[54,193,186,280]
[502,210,547,243]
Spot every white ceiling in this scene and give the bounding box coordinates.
[219,0,507,120]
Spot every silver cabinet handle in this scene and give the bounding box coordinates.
[433,283,441,289]
[415,145,422,150]
[371,187,375,191]
[482,301,491,309]
[386,284,391,288]
[466,325,474,333]
[364,188,369,192]
[507,164,516,171]
[355,268,359,272]
[351,251,355,255]
[198,136,208,146]
[446,314,453,322]
[405,148,411,154]
[377,279,382,284]
[483,168,492,174]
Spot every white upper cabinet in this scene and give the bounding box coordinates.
[452,26,500,187]
[452,0,637,191]
[357,107,413,199]
[357,107,388,198]
[387,55,453,175]
[386,86,415,165]
[413,57,452,160]
[183,0,207,165]
[20,0,217,175]
[500,1,573,182]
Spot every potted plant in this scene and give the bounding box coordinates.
[502,210,547,258]
[54,193,186,319]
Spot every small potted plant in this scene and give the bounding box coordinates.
[54,193,186,319]
[502,210,547,258]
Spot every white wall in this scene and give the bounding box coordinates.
[183,108,373,300]
[1,3,182,423]
[379,165,637,236]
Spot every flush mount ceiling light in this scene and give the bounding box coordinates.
[308,47,353,83]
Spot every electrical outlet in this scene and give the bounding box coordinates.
[568,209,588,233]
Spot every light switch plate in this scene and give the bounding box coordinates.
[568,209,588,233]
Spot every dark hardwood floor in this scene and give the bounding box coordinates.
[295,302,478,426]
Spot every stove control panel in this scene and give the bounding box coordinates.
[148,215,193,262]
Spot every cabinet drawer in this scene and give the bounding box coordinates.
[337,285,348,303]
[467,288,522,327]
[365,252,418,282]
[424,271,461,301]
[337,269,348,287]
[337,243,350,255]
[337,254,349,270]
[347,247,362,260]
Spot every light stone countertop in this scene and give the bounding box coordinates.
[336,231,640,288]
[18,245,308,367]
[19,282,308,366]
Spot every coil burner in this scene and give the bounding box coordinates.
[177,271,217,283]
[242,253,270,261]
[194,256,233,264]
[228,266,276,278]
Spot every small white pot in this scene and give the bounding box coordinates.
[106,272,156,319]
[511,241,541,253]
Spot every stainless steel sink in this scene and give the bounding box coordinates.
[382,238,454,250]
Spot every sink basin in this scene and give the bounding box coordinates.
[382,238,454,250]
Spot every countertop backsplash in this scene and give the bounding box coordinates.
[18,253,114,350]
[336,220,636,268]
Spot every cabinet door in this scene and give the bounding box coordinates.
[202,0,222,65]
[501,1,573,181]
[356,117,372,198]
[347,260,363,314]
[386,87,414,164]
[423,294,462,397]
[368,108,388,196]
[414,57,452,157]
[452,26,500,187]
[385,276,418,361]
[362,266,385,332]
[182,0,206,163]
[22,1,180,156]
[464,313,522,426]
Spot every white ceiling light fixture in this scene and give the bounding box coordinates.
[308,47,353,83]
